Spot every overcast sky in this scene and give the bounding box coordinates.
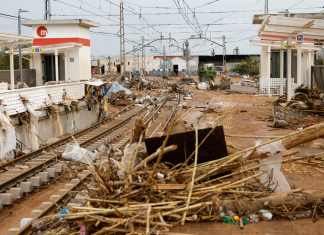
[1,0,323,58]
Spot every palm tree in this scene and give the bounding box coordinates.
[198,64,216,83]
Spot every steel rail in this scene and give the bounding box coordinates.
[0,104,147,193]
[16,172,93,235]
[0,104,135,170]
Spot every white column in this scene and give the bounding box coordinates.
[297,42,302,86]
[9,45,14,90]
[260,46,267,78]
[280,41,284,96]
[55,49,59,82]
[308,50,312,87]
[267,46,271,95]
[64,50,68,81]
[29,54,34,69]
[287,37,292,101]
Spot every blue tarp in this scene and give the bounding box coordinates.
[110,82,132,95]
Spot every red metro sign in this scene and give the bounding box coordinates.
[37,26,48,38]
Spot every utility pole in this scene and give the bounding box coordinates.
[141,36,145,76]
[18,9,29,84]
[120,2,125,76]
[44,0,51,19]
[223,35,226,74]
[264,0,268,15]
[137,52,140,72]
[133,45,135,73]
[108,56,111,73]
[183,39,190,76]
[163,46,167,77]
[233,46,239,55]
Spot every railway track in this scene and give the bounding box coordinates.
[6,95,182,235]
[0,103,149,207]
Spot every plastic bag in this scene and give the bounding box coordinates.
[0,113,16,161]
[120,142,147,170]
[62,144,98,165]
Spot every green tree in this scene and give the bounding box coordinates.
[316,55,323,66]
[231,56,259,77]
[198,64,216,83]
[0,43,32,70]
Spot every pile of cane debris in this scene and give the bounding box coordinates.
[31,110,324,234]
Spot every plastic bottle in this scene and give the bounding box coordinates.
[80,225,86,235]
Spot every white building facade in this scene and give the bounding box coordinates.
[19,19,100,85]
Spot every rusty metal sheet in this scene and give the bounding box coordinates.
[145,126,228,166]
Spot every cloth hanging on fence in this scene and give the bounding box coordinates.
[0,113,16,160]
[27,105,39,151]
[55,114,63,136]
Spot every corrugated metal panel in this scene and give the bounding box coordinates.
[0,83,85,115]
[46,85,65,104]
[65,83,85,100]
[0,91,27,115]
[18,88,52,109]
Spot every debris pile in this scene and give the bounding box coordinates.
[30,113,324,234]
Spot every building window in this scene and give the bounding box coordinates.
[114,62,115,65]
[128,62,130,65]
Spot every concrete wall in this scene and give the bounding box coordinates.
[79,47,91,80]
[14,103,99,150]
[148,57,199,76]
[99,56,154,74]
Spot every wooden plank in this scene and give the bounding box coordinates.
[152,184,188,191]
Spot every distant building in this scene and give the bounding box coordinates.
[99,56,154,74]
[149,56,199,76]
[199,54,260,75]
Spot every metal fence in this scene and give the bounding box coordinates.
[312,66,324,90]
[0,69,36,86]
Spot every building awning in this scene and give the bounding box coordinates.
[0,33,33,47]
[9,42,83,55]
[250,39,322,51]
[257,15,324,43]
[0,32,34,90]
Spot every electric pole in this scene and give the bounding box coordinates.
[264,0,268,15]
[133,45,135,73]
[18,9,29,84]
[120,2,125,76]
[223,35,226,74]
[108,56,111,73]
[183,39,190,76]
[163,46,167,77]
[141,36,145,76]
[44,0,51,19]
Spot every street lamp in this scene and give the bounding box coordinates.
[18,9,29,84]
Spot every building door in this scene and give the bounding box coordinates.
[173,65,179,75]
[44,55,53,82]
[272,52,287,79]
[44,55,61,82]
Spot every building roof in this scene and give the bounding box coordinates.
[10,42,83,55]
[0,32,33,47]
[253,13,324,24]
[257,15,324,43]
[21,19,100,27]
[250,39,322,51]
